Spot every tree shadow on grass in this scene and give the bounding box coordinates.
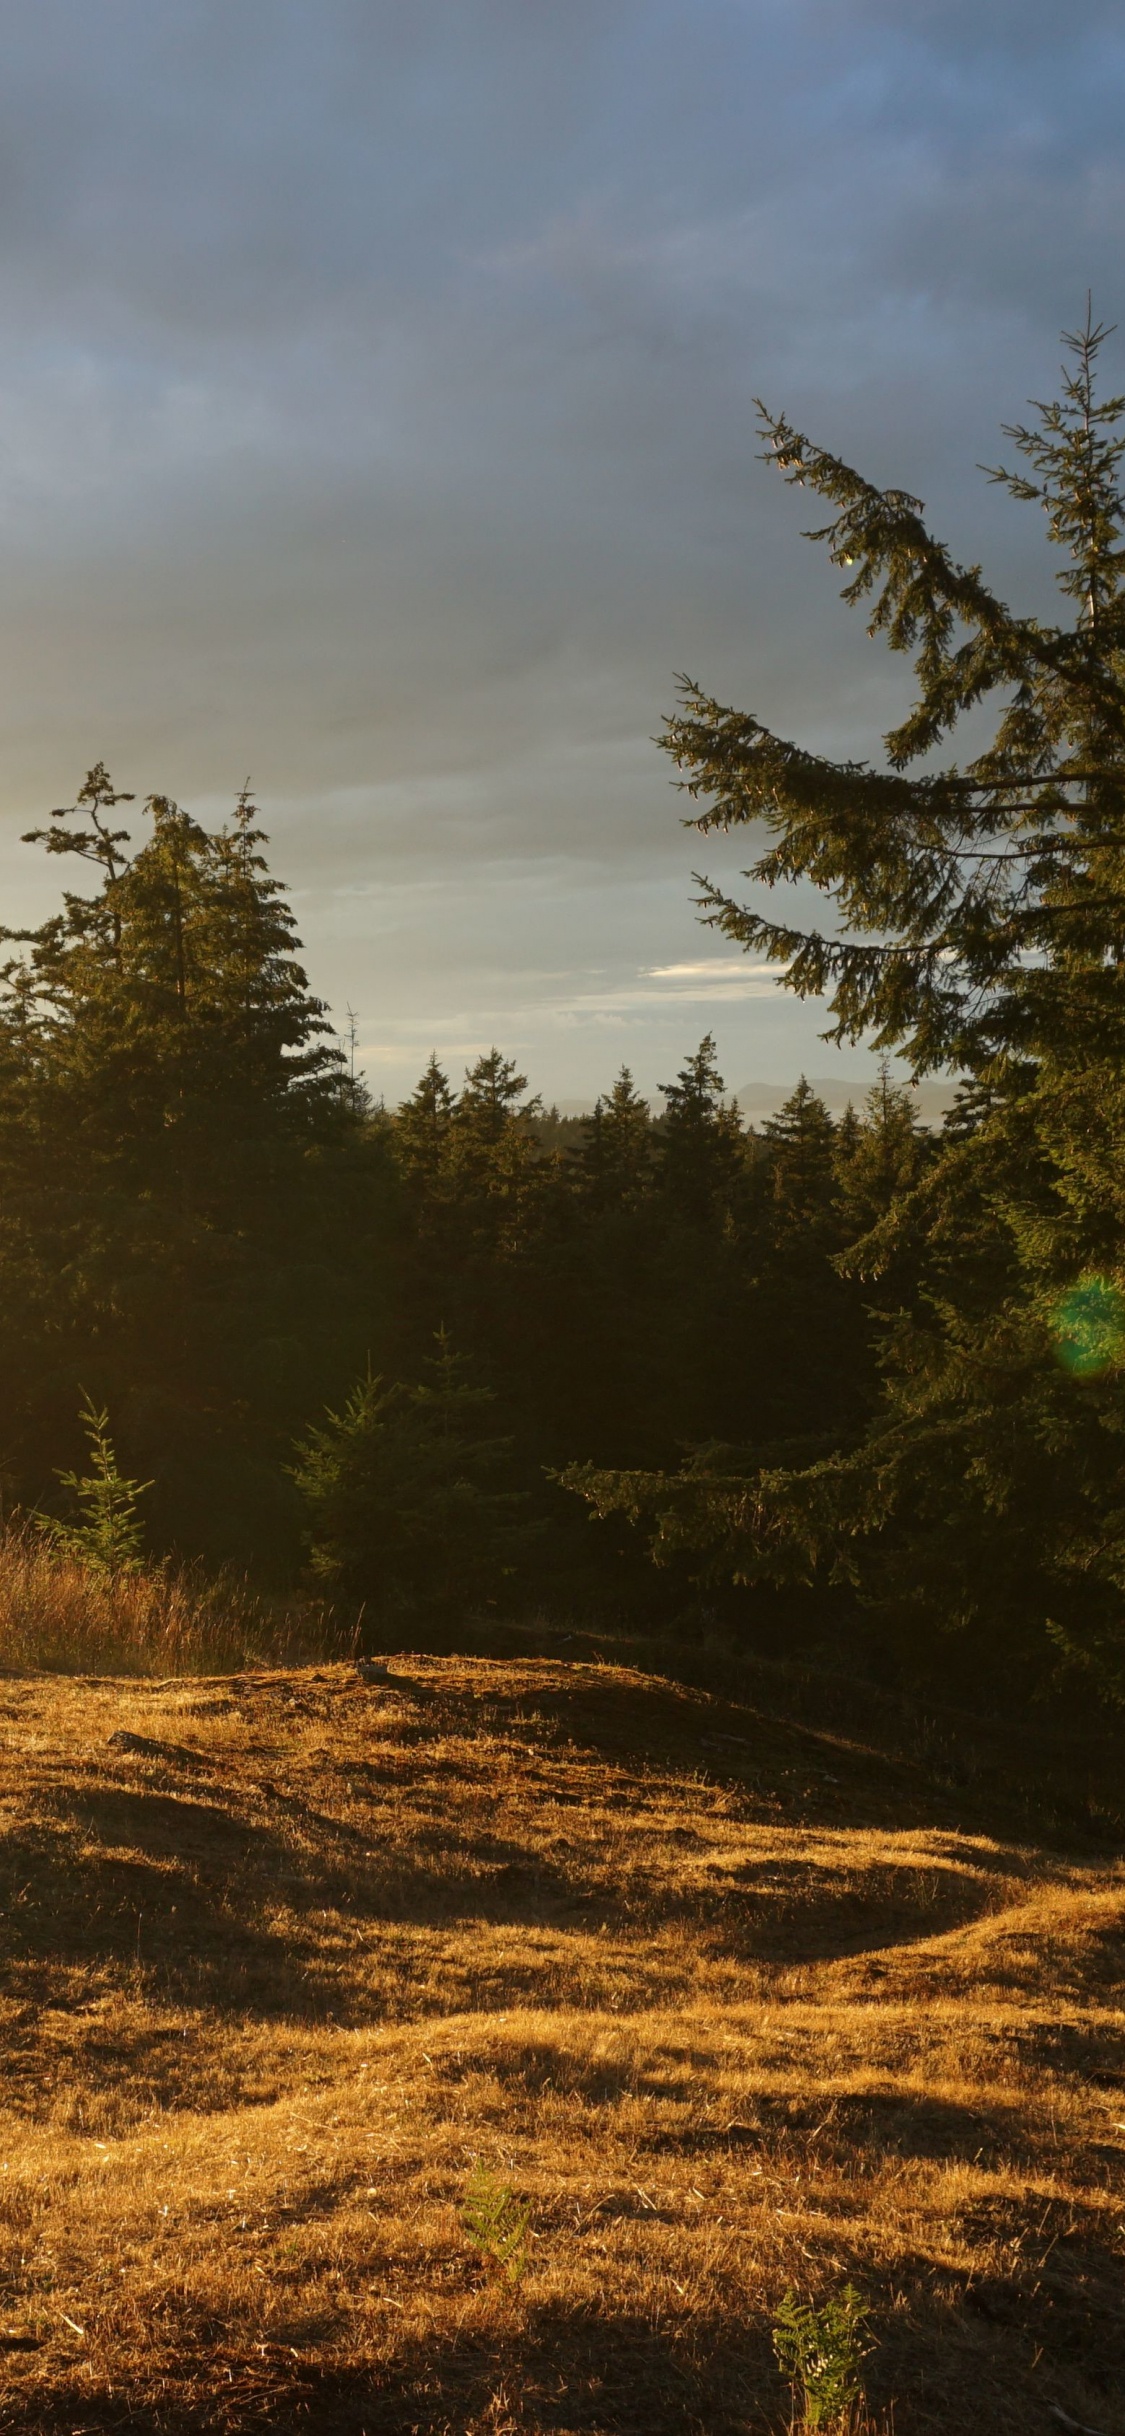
[0,1767,1022,2058]
[0,1805,328,2024]
[7,2232,1125,2436]
[464,2047,1077,2175]
[0,2304,779,2436]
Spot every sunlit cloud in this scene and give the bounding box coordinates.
[357,959,782,1064]
[645,959,779,981]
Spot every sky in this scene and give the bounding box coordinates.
[1,0,1123,1109]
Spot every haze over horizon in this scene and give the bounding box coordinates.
[0,1,1122,1107]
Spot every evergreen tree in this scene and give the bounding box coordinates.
[291,1332,537,1618]
[395,1056,457,1188]
[455,1050,536,1145]
[0,773,381,1565]
[761,1077,837,1239]
[672,315,1125,1085]
[567,320,1125,1702]
[36,1395,152,1575]
[659,1035,743,1219]
[445,1050,545,1256]
[575,1067,655,1209]
[834,1063,929,1245]
[5,774,345,1189]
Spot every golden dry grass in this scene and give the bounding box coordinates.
[0,1654,1120,2434]
[0,1531,345,1676]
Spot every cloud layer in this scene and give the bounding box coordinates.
[0,1,1121,1101]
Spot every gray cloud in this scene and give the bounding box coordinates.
[0,0,1121,1100]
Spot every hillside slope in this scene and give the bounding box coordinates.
[0,1657,1121,2434]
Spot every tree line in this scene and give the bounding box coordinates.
[4,316,1125,1716]
[0,773,918,1652]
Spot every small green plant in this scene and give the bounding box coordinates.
[36,1396,153,1575]
[459,2163,531,2283]
[773,2284,870,2430]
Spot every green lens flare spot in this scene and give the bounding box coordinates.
[1053,1276,1125,1377]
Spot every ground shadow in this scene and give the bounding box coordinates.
[0,1808,334,2023]
[6,2234,1125,2436]
[0,2305,782,2436]
[0,1765,1019,2047]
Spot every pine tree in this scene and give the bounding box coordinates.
[568,320,1125,1702]
[671,312,1125,1087]
[446,1050,545,1255]
[36,1395,152,1575]
[575,1067,655,1209]
[6,775,345,1174]
[455,1050,537,1145]
[659,1035,743,1219]
[291,1331,537,1618]
[834,1063,929,1245]
[761,1077,837,1238]
[0,774,372,1563]
[396,1055,457,1185]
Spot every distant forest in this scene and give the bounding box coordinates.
[7,319,1125,1721]
[0,760,911,1652]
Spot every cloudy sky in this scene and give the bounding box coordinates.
[0,1,1122,1106]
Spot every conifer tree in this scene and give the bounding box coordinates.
[396,1055,457,1185]
[6,774,344,1164]
[446,1050,545,1255]
[291,1331,536,1618]
[659,1034,743,1219]
[455,1050,536,1145]
[833,1063,929,1245]
[566,319,1125,1701]
[760,1078,837,1238]
[36,1394,152,1575]
[0,774,369,1562]
[575,1067,655,1208]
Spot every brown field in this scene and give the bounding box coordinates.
[0,1653,1121,2434]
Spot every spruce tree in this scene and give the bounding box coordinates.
[567,319,1125,1702]
[291,1331,537,1618]
[0,774,369,1562]
[396,1056,457,1186]
[659,1034,743,1219]
[575,1067,655,1209]
[455,1050,536,1144]
[833,1064,929,1245]
[7,775,344,1175]
[760,1078,837,1239]
[36,1394,152,1575]
[446,1050,545,1255]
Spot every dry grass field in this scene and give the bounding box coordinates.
[0,1653,1120,2435]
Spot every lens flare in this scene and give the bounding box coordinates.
[1052,1275,1125,1377]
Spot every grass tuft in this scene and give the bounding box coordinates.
[0,1525,348,1675]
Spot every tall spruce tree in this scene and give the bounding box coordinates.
[659,1034,743,1219]
[760,1078,837,1240]
[833,1064,930,1246]
[565,318,1125,1703]
[0,774,374,1561]
[575,1067,655,1210]
[7,774,344,1176]
[396,1055,457,1187]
